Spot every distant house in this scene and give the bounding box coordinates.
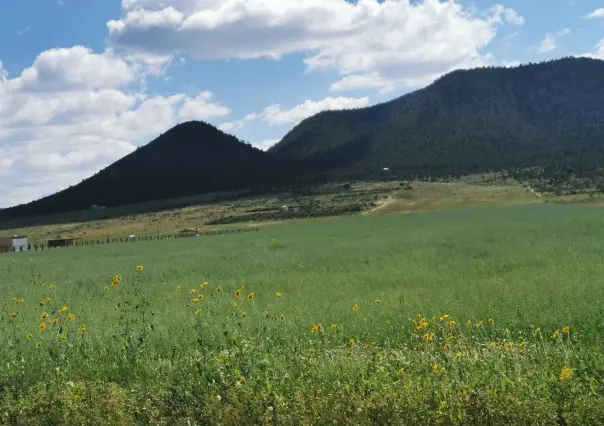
[48,238,75,248]
[0,235,28,253]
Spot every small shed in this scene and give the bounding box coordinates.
[48,238,75,248]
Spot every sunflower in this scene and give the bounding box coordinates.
[66,314,76,321]
[311,325,320,333]
[35,342,42,349]
[10,312,16,320]
[52,318,60,325]
[440,314,449,322]
[352,304,359,313]
[455,352,461,360]
[330,324,337,329]
[552,330,560,339]
[189,288,197,295]
[41,312,48,320]
[194,309,202,317]
[43,297,51,304]
[275,292,282,297]
[80,324,87,334]
[11,298,17,303]
[431,363,439,373]
[448,320,456,328]
[375,299,382,304]
[201,282,208,289]
[176,285,182,292]
[59,334,67,341]
[42,284,47,288]
[231,301,237,308]
[216,285,222,293]
[562,326,570,334]
[197,295,205,301]
[476,321,484,329]
[48,284,55,290]
[136,265,144,272]
[58,306,68,314]
[422,332,435,342]
[18,298,24,304]
[234,290,242,298]
[465,320,472,328]
[279,315,285,321]
[25,333,33,339]
[104,286,109,292]
[241,312,247,318]
[247,292,255,301]
[559,367,573,381]
[39,323,47,331]
[348,338,355,345]
[487,318,495,325]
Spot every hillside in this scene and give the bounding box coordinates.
[271,57,604,180]
[0,122,293,220]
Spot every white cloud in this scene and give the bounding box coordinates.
[538,28,571,53]
[219,96,371,134]
[252,139,280,151]
[178,91,231,120]
[0,46,231,208]
[580,39,604,59]
[108,0,523,93]
[583,8,604,19]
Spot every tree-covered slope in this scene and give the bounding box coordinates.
[271,57,604,178]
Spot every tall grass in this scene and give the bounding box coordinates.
[1,204,604,424]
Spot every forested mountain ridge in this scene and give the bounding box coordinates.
[0,122,294,219]
[270,57,604,179]
[3,57,604,220]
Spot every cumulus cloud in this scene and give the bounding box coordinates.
[580,39,604,59]
[219,96,371,134]
[583,8,604,19]
[0,46,230,208]
[538,28,571,53]
[108,0,523,93]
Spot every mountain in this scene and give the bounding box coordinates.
[3,57,604,221]
[270,57,604,180]
[0,121,294,220]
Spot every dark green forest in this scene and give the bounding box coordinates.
[2,57,604,220]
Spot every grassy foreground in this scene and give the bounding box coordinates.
[1,204,604,425]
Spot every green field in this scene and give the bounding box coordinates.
[2,204,604,425]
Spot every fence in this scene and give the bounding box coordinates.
[0,227,261,253]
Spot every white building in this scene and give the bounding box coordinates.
[12,235,28,252]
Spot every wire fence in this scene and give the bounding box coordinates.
[0,227,261,253]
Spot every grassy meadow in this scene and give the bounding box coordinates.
[1,203,604,424]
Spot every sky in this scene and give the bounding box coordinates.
[0,0,603,208]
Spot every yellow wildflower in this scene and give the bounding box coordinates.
[241,312,247,318]
[311,325,320,333]
[194,309,202,317]
[231,301,237,308]
[263,311,269,317]
[201,282,208,288]
[59,334,67,341]
[476,321,484,329]
[80,324,87,334]
[279,315,285,321]
[104,286,109,292]
[465,320,472,328]
[216,285,222,293]
[18,298,24,304]
[136,265,144,272]
[553,330,560,339]
[503,328,511,337]
[431,363,439,373]
[39,323,46,331]
[562,326,570,334]
[189,288,197,295]
[11,298,17,303]
[234,289,242,298]
[439,314,449,322]
[455,352,461,360]
[48,284,55,290]
[41,312,48,320]
[348,338,355,345]
[559,367,573,381]
[58,306,68,314]
[247,292,255,300]
[10,312,17,320]
[330,324,337,329]
[197,295,204,301]
[488,318,494,325]
[175,285,181,292]
[43,297,52,304]
[443,343,450,350]
[52,318,60,325]
[422,332,435,342]
[448,320,456,328]
[352,304,359,313]
[35,342,42,349]
[25,333,32,339]
[375,299,382,304]
[275,291,282,297]
[66,314,76,321]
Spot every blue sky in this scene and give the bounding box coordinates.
[0,0,603,207]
